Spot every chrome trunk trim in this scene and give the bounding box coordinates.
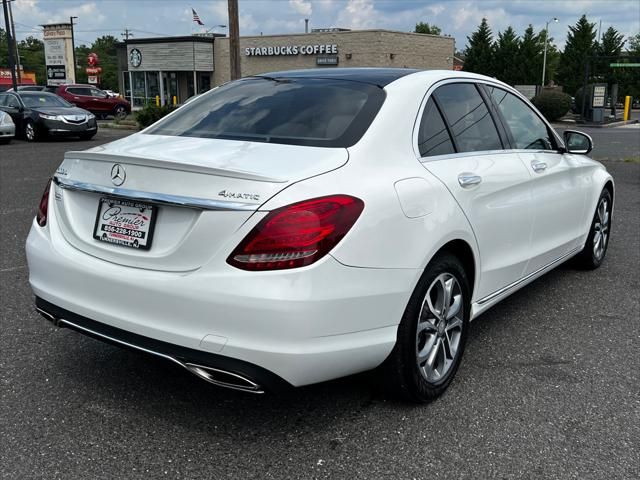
[52,176,258,211]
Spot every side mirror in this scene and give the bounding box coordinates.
[563,130,593,155]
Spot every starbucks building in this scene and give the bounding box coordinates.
[117,29,454,107]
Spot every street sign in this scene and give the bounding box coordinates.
[46,65,66,85]
[610,63,640,68]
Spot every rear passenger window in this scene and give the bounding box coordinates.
[487,87,554,150]
[418,98,455,157]
[434,83,502,153]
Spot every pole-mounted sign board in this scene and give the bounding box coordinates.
[42,24,76,85]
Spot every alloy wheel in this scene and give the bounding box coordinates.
[25,123,35,141]
[114,106,126,120]
[416,273,464,383]
[593,197,610,260]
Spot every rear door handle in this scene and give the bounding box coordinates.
[458,174,482,187]
[531,160,547,173]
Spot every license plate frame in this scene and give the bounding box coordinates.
[93,197,157,250]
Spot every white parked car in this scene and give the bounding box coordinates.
[26,69,613,402]
[0,110,16,144]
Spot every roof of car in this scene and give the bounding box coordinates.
[254,68,421,87]
[16,91,58,96]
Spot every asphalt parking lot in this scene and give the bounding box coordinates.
[1,128,638,479]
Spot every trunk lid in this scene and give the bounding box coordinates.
[52,133,348,272]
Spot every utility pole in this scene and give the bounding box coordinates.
[2,0,18,90]
[121,28,133,41]
[7,0,21,83]
[70,16,78,83]
[228,0,241,80]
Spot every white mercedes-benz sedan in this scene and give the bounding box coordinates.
[26,69,613,402]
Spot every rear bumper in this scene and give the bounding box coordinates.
[26,216,418,388]
[35,296,290,393]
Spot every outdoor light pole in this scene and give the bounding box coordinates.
[70,16,78,83]
[541,17,559,87]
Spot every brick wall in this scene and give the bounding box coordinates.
[213,30,454,85]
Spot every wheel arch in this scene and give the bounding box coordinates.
[432,239,477,300]
[603,179,614,204]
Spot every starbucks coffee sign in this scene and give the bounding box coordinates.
[245,44,338,56]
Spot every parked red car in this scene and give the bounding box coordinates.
[55,84,130,119]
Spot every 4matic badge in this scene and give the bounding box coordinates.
[218,190,260,201]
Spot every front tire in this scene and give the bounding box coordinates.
[574,188,612,269]
[383,253,470,403]
[24,121,39,142]
[113,105,127,120]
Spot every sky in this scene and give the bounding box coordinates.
[6,0,640,51]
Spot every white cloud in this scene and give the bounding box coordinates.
[289,0,312,17]
[336,0,379,29]
[428,5,445,17]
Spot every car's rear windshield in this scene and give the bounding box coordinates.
[21,94,72,108]
[146,77,386,147]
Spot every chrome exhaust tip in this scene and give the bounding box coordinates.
[36,306,61,326]
[183,363,265,394]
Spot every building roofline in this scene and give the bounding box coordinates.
[213,29,453,41]
[122,35,223,46]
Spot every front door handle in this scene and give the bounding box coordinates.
[458,174,482,187]
[531,160,547,173]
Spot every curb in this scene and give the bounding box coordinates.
[578,119,638,129]
[99,123,139,131]
[552,119,638,129]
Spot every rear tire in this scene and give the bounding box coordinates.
[382,253,470,403]
[574,188,612,270]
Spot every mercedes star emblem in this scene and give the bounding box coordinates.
[111,164,126,186]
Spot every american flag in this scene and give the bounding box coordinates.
[192,8,204,26]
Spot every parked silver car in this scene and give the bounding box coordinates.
[0,110,16,144]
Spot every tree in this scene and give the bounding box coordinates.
[557,15,598,95]
[463,18,495,76]
[629,32,640,54]
[414,22,442,35]
[1,28,8,68]
[597,26,626,86]
[17,36,46,84]
[517,25,544,85]
[493,27,521,85]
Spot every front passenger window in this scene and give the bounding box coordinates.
[487,87,554,150]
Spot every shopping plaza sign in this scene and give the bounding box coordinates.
[245,44,338,56]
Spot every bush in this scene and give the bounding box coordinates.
[531,91,572,122]
[135,103,176,128]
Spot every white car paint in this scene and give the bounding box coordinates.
[26,70,613,391]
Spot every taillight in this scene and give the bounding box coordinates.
[36,178,52,227]
[228,195,364,271]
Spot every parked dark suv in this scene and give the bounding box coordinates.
[55,85,131,119]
